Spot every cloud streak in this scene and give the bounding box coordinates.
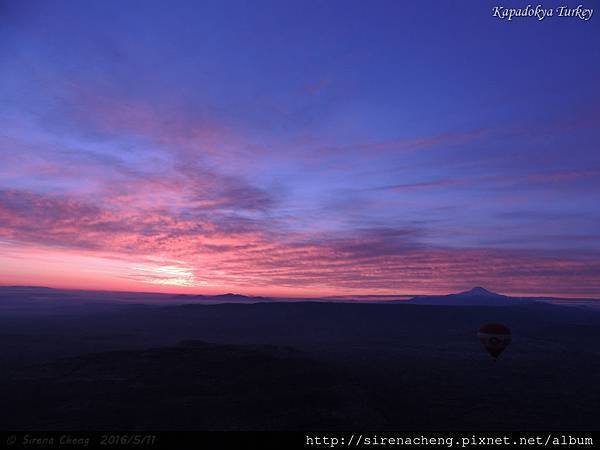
[1,188,599,297]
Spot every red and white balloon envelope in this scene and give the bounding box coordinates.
[478,323,511,361]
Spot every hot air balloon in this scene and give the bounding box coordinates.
[478,323,511,361]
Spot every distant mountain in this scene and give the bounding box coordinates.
[403,286,534,306]
[212,293,267,301]
[456,286,504,297]
[2,285,598,311]
[169,292,272,303]
[179,293,270,303]
[0,286,272,316]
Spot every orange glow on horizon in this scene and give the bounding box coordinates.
[1,240,598,299]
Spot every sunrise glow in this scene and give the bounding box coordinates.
[1,1,599,298]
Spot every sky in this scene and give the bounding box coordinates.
[0,0,599,297]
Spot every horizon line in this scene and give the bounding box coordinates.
[1,283,599,301]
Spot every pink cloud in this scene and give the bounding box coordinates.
[1,188,599,298]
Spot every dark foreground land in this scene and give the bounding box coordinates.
[1,288,599,430]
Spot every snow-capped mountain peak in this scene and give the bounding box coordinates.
[457,287,503,297]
